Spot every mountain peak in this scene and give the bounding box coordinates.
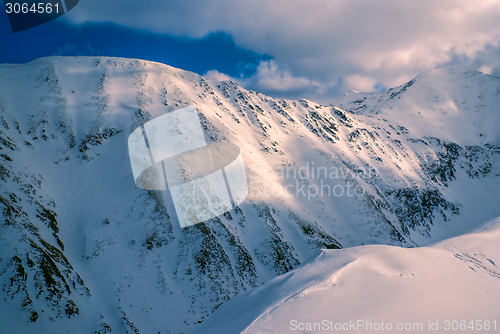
[1,57,499,333]
[333,66,500,145]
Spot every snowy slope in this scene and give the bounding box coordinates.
[336,67,500,146]
[192,217,500,334]
[0,57,499,333]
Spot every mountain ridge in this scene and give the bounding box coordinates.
[193,216,500,334]
[0,56,499,333]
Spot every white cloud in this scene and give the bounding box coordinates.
[243,60,321,92]
[478,65,493,75]
[204,70,234,82]
[65,0,500,102]
[205,60,330,102]
[344,75,377,93]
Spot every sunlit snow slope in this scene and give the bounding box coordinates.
[0,57,499,333]
[193,217,500,334]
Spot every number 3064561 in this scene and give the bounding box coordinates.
[5,2,59,14]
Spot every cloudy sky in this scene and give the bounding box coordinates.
[2,0,500,103]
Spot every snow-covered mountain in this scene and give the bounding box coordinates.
[193,217,500,334]
[0,57,499,333]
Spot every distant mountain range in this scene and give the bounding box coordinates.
[1,57,499,333]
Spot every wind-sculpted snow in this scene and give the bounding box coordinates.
[193,217,500,334]
[0,57,499,333]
